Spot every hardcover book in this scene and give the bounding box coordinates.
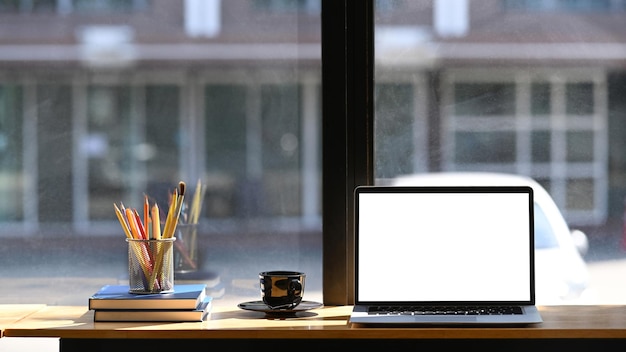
[89,284,207,310]
[93,297,212,322]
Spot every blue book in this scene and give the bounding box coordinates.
[88,284,207,310]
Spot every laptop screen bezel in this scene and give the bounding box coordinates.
[353,185,536,306]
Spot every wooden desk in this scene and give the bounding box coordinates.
[4,304,626,351]
[0,304,46,337]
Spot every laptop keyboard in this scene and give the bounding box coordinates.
[367,305,524,316]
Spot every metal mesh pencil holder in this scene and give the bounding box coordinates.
[126,237,176,294]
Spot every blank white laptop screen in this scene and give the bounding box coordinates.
[356,188,533,303]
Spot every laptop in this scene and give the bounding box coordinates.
[349,185,543,326]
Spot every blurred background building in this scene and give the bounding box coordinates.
[1,0,625,239]
[374,0,626,228]
[0,0,323,237]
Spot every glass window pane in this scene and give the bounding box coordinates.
[205,85,247,218]
[87,86,132,220]
[567,178,594,210]
[503,0,620,12]
[0,85,23,221]
[72,0,144,13]
[454,83,515,116]
[375,83,415,178]
[536,178,552,194]
[531,83,551,116]
[454,131,516,163]
[375,0,614,306]
[0,0,322,309]
[145,85,181,182]
[37,84,73,223]
[261,84,301,216]
[567,131,594,162]
[566,82,594,115]
[534,203,560,249]
[531,131,551,162]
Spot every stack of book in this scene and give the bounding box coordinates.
[88,283,211,322]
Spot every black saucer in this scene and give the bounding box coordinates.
[238,300,323,316]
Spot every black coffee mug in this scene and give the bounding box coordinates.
[259,271,306,309]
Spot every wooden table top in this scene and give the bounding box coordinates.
[0,304,46,337]
[4,304,626,340]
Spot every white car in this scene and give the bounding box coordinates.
[391,172,594,305]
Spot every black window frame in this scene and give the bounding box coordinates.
[322,0,373,305]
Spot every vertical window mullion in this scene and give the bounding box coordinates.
[322,0,373,305]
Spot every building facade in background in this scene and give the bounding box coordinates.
[0,0,625,239]
[376,0,626,228]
